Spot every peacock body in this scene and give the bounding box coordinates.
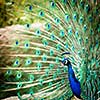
[0,0,100,100]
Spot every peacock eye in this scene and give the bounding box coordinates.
[65,60,68,65]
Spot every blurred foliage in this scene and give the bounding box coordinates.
[0,0,48,28]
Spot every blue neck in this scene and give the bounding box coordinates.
[68,63,75,78]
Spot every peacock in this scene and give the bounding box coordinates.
[0,0,100,100]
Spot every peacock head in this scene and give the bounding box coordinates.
[61,52,71,66]
[61,58,70,66]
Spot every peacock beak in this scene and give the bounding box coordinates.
[60,58,66,64]
[59,59,63,64]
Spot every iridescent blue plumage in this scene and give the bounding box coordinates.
[62,58,82,99]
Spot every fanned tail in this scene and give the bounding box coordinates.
[0,0,100,100]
